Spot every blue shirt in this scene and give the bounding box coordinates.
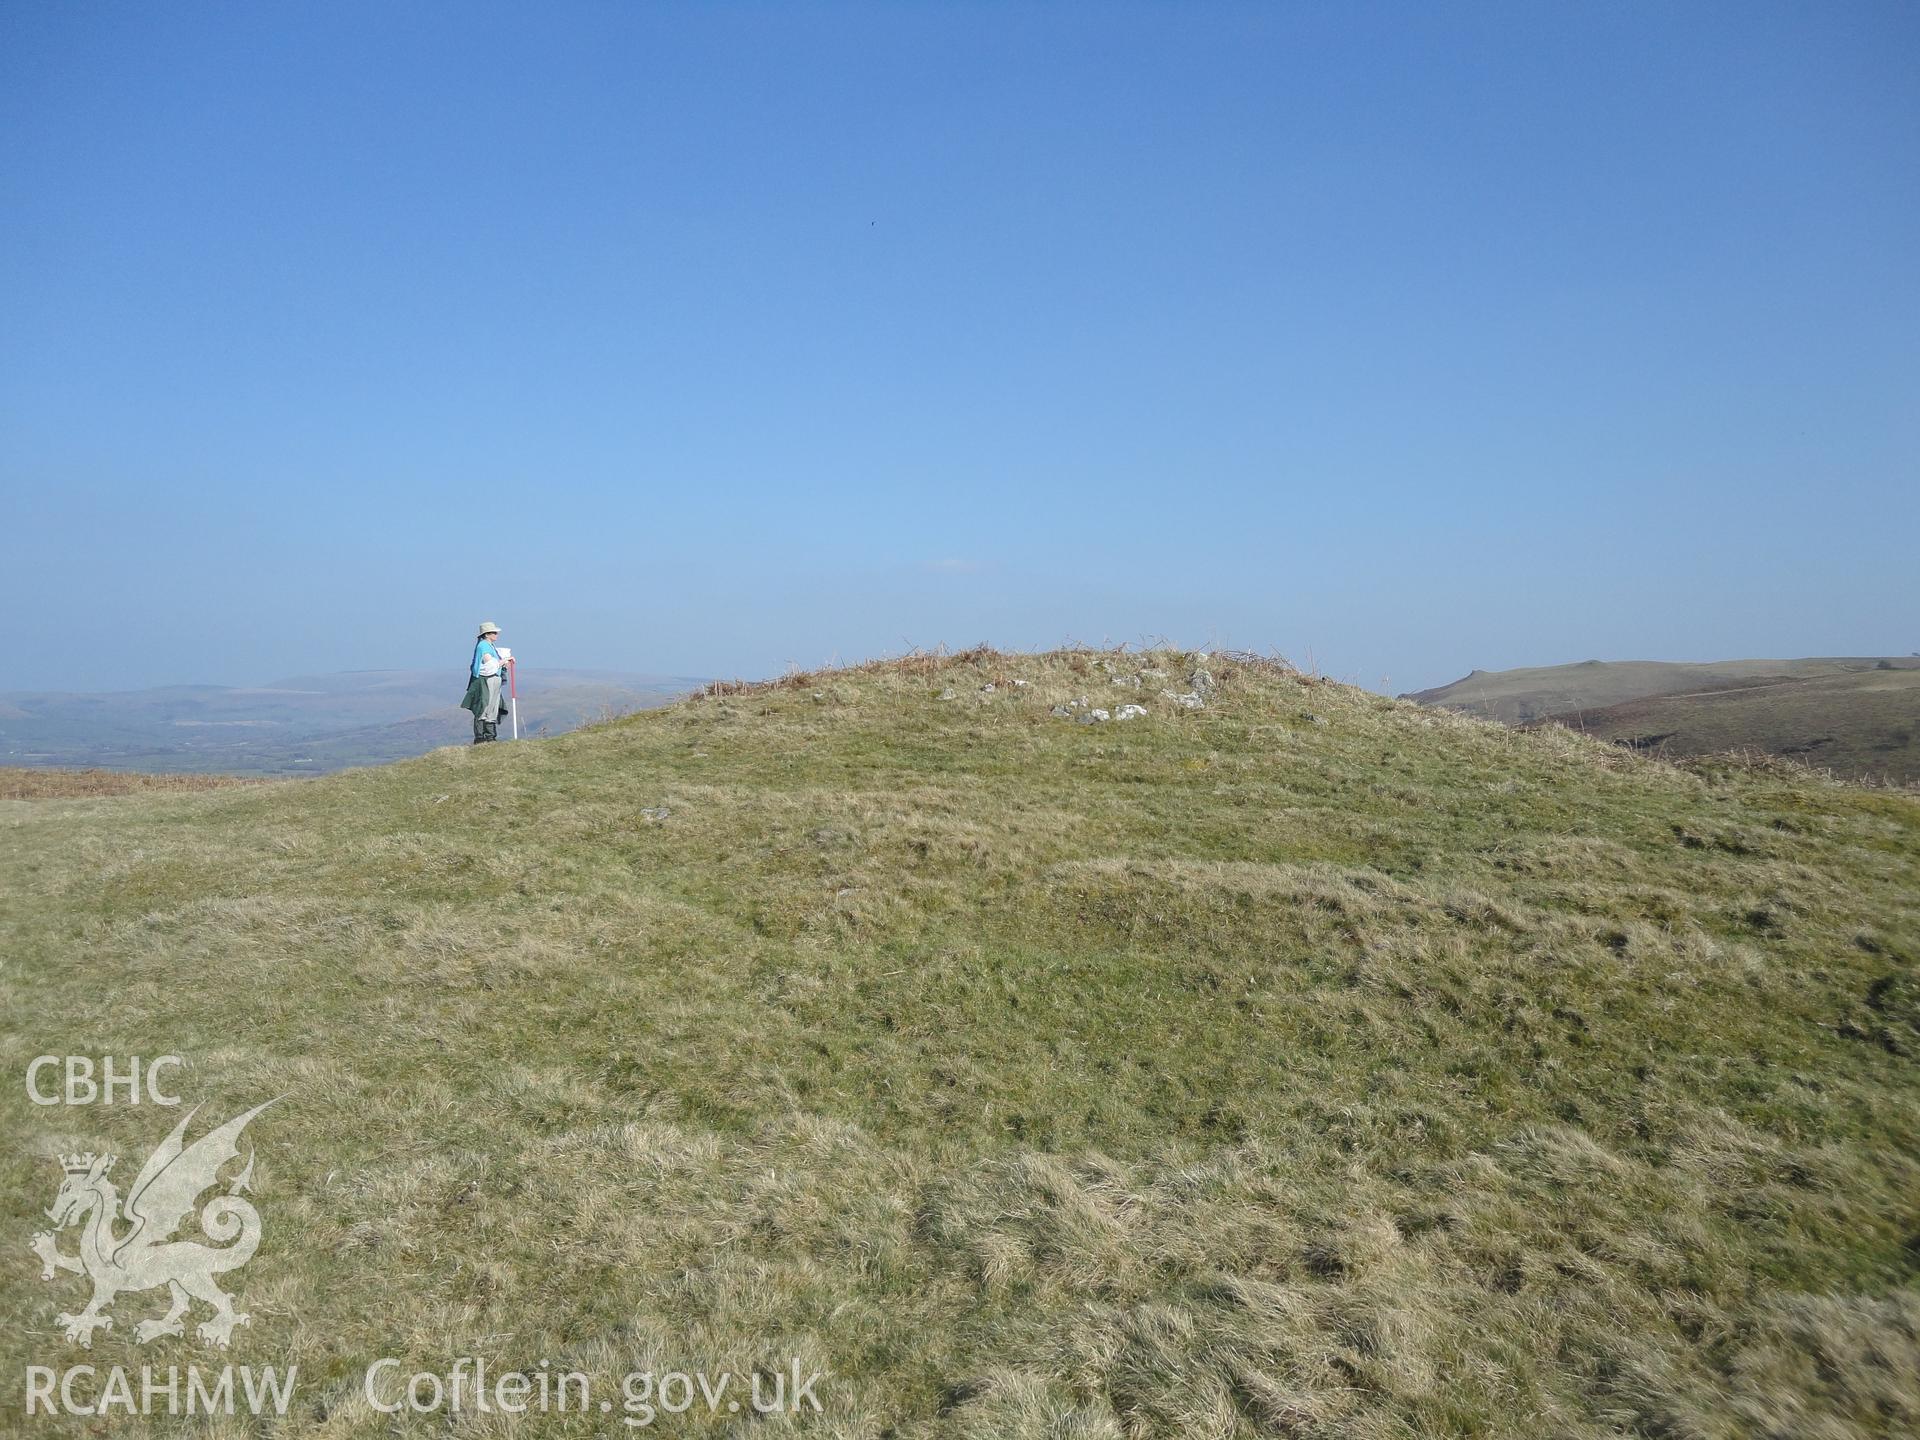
[471,639,503,678]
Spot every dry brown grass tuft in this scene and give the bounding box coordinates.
[0,766,271,800]
[698,644,1015,699]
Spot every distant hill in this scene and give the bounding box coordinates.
[1407,657,1920,783]
[0,667,706,774]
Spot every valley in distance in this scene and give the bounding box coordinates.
[0,668,707,776]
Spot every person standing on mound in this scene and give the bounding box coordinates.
[461,621,510,743]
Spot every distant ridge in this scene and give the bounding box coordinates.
[1407,656,1920,783]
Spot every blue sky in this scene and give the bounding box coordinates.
[4,2,1915,693]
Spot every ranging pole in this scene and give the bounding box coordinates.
[508,657,518,740]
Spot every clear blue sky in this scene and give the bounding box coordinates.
[4,2,1915,693]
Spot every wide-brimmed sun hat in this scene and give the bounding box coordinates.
[477,621,501,637]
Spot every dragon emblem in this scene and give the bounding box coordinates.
[29,1099,278,1348]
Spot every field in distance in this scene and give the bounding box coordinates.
[0,667,707,775]
[1409,656,1920,784]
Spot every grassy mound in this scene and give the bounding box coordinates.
[4,649,1917,1437]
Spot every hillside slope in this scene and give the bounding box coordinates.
[1531,667,1920,785]
[1407,656,1917,725]
[4,649,1917,1438]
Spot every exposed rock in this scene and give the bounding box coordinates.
[1190,669,1216,696]
[1163,690,1205,710]
[1011,679,1030,688]
[938,688,958,700]
[1303,712,1328,726]
[1140,668,1168,680]
[1050,705,1073,718]
[1076,708,1112,725]
[639,807,671,822]
[980,683,996,694]
[1111,674,1142,689]
[1115,703,1148,721]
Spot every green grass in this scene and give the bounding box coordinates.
[4,648,1917,1437]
